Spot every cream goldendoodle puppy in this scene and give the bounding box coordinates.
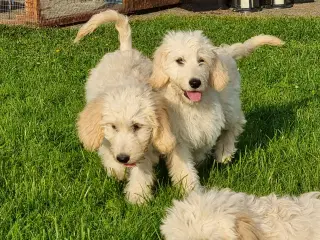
[161,189,320,240]
[149,32,284,192]
[75,10,175,204]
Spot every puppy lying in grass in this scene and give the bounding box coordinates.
[161,188,320,240]
[75,10,175,204]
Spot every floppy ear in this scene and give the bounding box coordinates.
[210,53,229,92]
[148,46,169,89]
[235,213,263,240]
[152,100,176,154]
[77,97,104,151]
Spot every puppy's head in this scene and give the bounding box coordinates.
[77,84,175,167]
[149,31,229,104]
[161,190,263,240]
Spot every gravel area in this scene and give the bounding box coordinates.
[1,0,319,25]
[130,0,320,20]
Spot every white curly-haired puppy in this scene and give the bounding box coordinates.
[75,10,175,204]
[161,189,320,240]
[149,32,284,192]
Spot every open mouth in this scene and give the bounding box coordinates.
[123,163,136,168]
[184,91,202,102]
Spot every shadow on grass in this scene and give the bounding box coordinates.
[154,156,171,188]
[237,99,308,152]
[198,97,312,184]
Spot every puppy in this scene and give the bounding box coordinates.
[149,32,284,192]
[75,10,175,204]
[161,189,320,240]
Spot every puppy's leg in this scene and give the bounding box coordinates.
[215,111,246,163]
[99,143,126,180]
[124,150,157,204]
[167,145,200,194]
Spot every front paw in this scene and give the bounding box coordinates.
[215,152,234,164]
[174,175,201,195]
[125,191,152,205]
[106,167,126,181]
[214,146,234,164]
[125,187,152,205]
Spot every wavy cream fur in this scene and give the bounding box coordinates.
[161,189,320,240]
[149,31,283,192]
[217,34,284,60]
[76,10,175,204]
[74,9,131,51]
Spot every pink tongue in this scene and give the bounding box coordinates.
[124,163,136,168]
[186,91,202,102]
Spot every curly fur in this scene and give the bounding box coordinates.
[76,10,175,204]
[149,31,283,192]
[161,189,320,240]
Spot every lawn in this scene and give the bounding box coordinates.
[0,15,319,239]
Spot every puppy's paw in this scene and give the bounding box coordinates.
[221,155,233,164]
[175,177,201,195]
[216,154,233,164]
[125,188,152,205]
[214,147,234,164]
[106,167,126,181]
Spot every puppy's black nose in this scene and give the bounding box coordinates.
[116,154,130,163]
[189,78,201,89]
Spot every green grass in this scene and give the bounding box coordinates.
[0,15,320,239]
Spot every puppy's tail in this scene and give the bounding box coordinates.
[222,35,284,60]
[74,10,132,51]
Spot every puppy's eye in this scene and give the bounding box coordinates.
[111,124,117,130]
[175,58,184,65]
[198,58,205,64]
[132,123,141,132]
